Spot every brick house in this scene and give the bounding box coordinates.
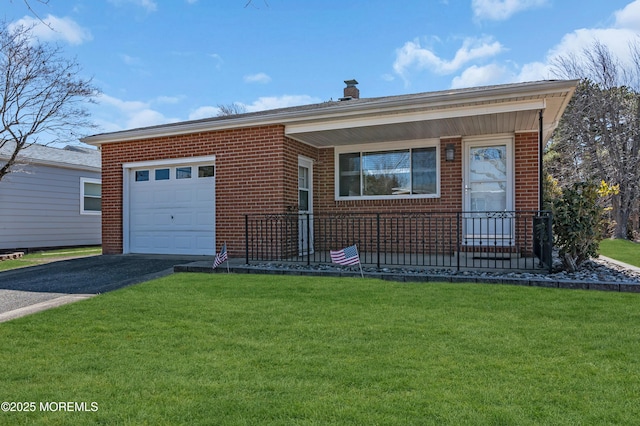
[82,80,577,269]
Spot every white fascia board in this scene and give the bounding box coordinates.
[285,99,547,135]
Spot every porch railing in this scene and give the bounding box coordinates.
[245,211,553,272]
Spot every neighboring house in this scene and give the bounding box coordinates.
[0,144,101,251]
[82,80,577,270]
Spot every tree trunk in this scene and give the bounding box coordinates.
[612,193,633,239]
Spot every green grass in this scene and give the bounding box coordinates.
[600,238,640,267]
[0,246,102,271]
[1,274,640,425]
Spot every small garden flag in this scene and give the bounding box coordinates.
[213,242,229,272]
[330,244,363,277]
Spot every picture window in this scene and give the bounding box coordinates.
[337,143,438,199]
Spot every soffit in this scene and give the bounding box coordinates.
[285,92,572,147]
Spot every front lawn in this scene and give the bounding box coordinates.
[600,238,640,267]
[0,246,102,271]
[1,273,639,425]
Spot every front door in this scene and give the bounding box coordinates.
[298,156,314,255]
[463,138,514,245]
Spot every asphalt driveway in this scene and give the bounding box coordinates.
[0,254,209,320]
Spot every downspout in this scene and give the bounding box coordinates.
[539,110,544,211]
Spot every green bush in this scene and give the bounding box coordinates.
[551,182,607,271]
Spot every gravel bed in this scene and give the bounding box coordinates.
[244,256,640,284]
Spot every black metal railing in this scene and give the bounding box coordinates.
[245,211,553,272]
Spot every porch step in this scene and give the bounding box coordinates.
[454,250,520,260]
[472,253,519,260]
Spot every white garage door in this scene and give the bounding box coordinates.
[128,161,215,255]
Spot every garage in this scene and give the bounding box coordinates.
[123,156,216,255]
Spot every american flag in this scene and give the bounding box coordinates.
[212,243,228,269]
[330,244,361,266]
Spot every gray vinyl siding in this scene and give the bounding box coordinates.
[0,163,101,250]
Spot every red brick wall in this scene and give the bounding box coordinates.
[514,132,540,211]
[283,137,320,210]
[101,127,540,257]
[101,125,298,255]
[100,145,124,254]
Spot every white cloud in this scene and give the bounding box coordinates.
[614,0,640,30]
[472,0,548,21]
[9,15,92,45]
[516,61,553,82]
[244,72,272,84]
[451,64,512,89]
[240,95,321,112]
[188,106,221,120]
[522,0,640,82]
[126,109,171,128]
[393,36,504,82]
[108,0,157,12]
[93,94,179,131]
[92,92,320,132]
[449,1,640,88]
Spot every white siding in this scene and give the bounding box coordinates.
[0,164,101,250]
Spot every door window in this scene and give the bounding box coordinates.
[468,146,507,212]
[298,166,309,212]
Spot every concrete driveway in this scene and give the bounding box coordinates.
[0,254,209,322]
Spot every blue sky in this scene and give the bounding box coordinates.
[4,0,640,136]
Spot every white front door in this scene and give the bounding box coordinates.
[298,156,313,255]
[463,138,514,244]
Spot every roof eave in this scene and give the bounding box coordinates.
[81,80,580,146]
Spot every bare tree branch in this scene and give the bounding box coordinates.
[0,22,100,182]
[216,103,247,116]
[244,0,269,8]
[7,0,53,29]
[549,40,640,238]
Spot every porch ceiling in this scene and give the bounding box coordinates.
[285,91,572,147]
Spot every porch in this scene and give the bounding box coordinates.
[244,211,553,273]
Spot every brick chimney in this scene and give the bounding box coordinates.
[342,79,359,100]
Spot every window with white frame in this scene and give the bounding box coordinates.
[335,141,439,199]
[81,177,102,214]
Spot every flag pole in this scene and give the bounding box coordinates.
[226,242,230,273]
